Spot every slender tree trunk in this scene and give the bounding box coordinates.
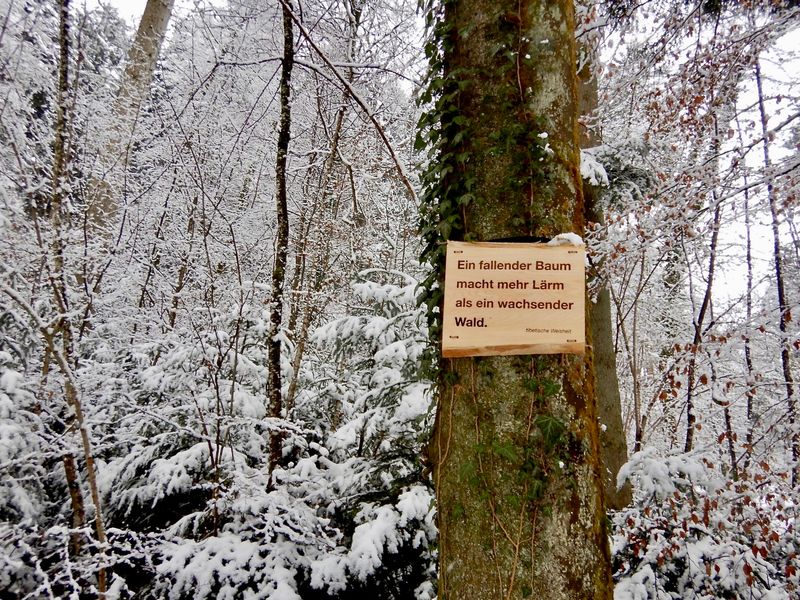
[683,105,730,453]
[40,349,87,555]
[268,1,294,479]
[589,265,632,507]
[426,1,612,597]
[732,110,757,472]
[610,257,645,452]
[683,199,721,453]
[738,119,756,468]
[285,0,365,416]
[707,357,738,480]
[578,50,631,509]
[754,60,797,483]
[286,72,351,413]
[683,203,722,452]
[53,0,76,481]
[46,5,108,594]
[744,186,756,467]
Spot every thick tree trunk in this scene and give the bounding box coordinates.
[86,0,175,229]
[426,1,613,598]
[117,0,174,119]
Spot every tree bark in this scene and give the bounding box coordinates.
[588,263,632,508]
[578,49,631,510]
[737,113,756,469]
[683,199,721,453]
[426,1,613,598]
[755,60,797,484]
[50,5,108,593]
[268,0,294,479]
[86,0,175,229]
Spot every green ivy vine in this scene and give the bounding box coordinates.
[415,0,557,368]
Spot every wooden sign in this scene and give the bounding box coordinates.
[442,241,585,357]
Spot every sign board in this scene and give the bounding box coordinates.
[442,241,585,357]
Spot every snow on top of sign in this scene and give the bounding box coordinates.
[547,232,583,246]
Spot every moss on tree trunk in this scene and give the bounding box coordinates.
[424,1,613,597]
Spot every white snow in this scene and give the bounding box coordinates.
[580,147,610,186]
[547,232,584,246]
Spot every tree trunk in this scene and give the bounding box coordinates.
[424,1,613,598]
[86,0,175,229]
[588,267,632,508]
[683,199,722,453]
[268,0,294,479]
[737,113,756,469]
[578,50,631,510]
[755,60,797,484]
[49,3,108,593]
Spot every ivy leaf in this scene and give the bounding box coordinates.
[535,414,566,451]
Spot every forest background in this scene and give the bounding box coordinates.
[0,0,798,598]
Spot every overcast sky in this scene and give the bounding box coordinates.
[85,0,149,24]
